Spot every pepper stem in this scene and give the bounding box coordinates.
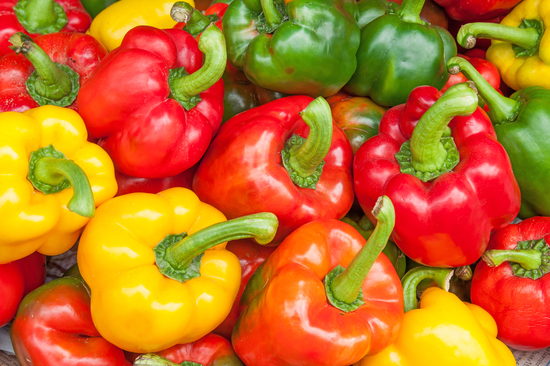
[155,213,278,283]
[395,0,425,24]
[410,82,478,173]
[134,354,201,366]
[171,2,212,36]
[402,267,454,312]
[457,21,541,51]
[169,25,226,110]
[260,0,283,29]
[447,57,520,125]
[483,249,542,270]
[13,0,68,34]
[9,33,79,107]
[327,196,395,311]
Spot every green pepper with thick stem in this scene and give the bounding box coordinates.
[345,0,456,107]
[221,0,360,97]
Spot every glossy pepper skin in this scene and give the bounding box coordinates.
[448,57,550,218]
[129,334,244,366]
[457,0,550,91]
[358,267,516,366]
[0,252,46,327]
[233,197,403,366]
[78,25,225,179]
[353,83,520,267]
[78,187,278,353]
[472,217,550,351]
[114,164,197,196]
[345,0,456,107]
[87,0,194,51]
[442,54,501,93]
[0,0,91,57]
[10,270,131,366]
[434,0,521,21]
[356,0,448,30]
[80,0,118,18]
[0,32,107,113]
[222,0,360,97]
[0,106,117,264]
[193,96,354,244]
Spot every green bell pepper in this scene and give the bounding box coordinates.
[79,0,119,18]
[221,0,360,97]
[345,0,456,107]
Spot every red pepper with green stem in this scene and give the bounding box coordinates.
[353,83,520,268]
[472,217,550,351]
[0,32,107,112]
[114,164,197,196]
[233,196,403,366]
[433,0,520,21]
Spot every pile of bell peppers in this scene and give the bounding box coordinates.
[4,0,550,365]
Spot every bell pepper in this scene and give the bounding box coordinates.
[10,268,131,366]
[87,0,194,51]
[326,92,386,154]
[77,186,278,352]
[80,0,118,19]
[442,54,500,93]
[114,164,197,196]
[434,0,520,21]
[0,32,107,113]
[0,106,117,264]
[358,0,448,29]
[0,252,45,327]
[357,266,516,365]
[212,239,275,339]
[233,197,403,366]
[0,0,92,57]
[193,96,354,244]
[344,0,456,107]
[448,56,550,218]
[457,0,550,91]
[353,83,520,267]
[129,334,244,366]
[221,0,360,97]
[471,216,550,351]
[78,25,225,179]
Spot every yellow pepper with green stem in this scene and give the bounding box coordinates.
[77,187,278,353]
[0,106,117,264]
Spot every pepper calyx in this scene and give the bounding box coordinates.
[281,134,325,189]
[169,67,202,110]
[14,0,68,34]
[154,233,204,283]
[26,63,80,107]
[512,19,544,57]
[325,265,365,313]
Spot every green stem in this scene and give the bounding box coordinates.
[454,266,472,281]
[457,22,541,50]
[395,0,425,24]
[33,157,95,218]
[9,33,78,106]
[402,267,454,312]
[13,0,68,34]
[447,57,520,125]
[288,97,333,178]
[134,354,202,366]
[169,25,226,110]
[171,2,212,36]
[482,249,542,270]
[155,213,278,283]
[260,0,283,29]
[410,82,478,173]
[328,196,395,307]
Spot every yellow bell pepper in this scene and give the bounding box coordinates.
[87,0,195,51]
[457,0,550,91]
[356,267,516,366]
[0,106,117,264]
[77,187,278,353]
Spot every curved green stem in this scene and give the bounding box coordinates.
[410,82,477,173]
[483,249,542,270]
[171,2,213,37]
[260,0,283,29]
[169,25,226,110]
[402,267,454,312]
[327,196,395,311]
[447,57,520,125]
[13,0,68,34]
[457,21,541,51]
[395,0,425,24]
[155,213,278,283]
[134,354,201,366]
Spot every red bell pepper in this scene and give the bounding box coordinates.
[193,96,354,244]
[212,240,275,339]
[232,196,403,366]
[442,54,501,93]
[0,252,45,327]
[129,334,244,366]
[77,25,225,179]
[353,83,520,268]
[114,164,197,196]
[10,271,131,366]
[472,217,550,351]
[0,0,91,57]
[433,0,521,22]
[0,31,107,113]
